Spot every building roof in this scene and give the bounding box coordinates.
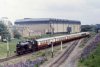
[15,18,81,25]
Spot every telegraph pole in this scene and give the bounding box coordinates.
[61,41,63,51]
[51,42,54,58]
[7,37,9,58]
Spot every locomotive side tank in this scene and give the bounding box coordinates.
[16,40,38,55]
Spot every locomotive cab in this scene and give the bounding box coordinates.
[16,40,38,55]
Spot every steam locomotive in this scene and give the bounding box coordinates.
[16,32,90,55]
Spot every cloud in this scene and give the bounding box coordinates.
[0,0,100,24]
[87,0,100,8]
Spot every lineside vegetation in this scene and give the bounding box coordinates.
[79,42,100,67]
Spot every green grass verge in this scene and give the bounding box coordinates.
[0,34,63,59]
[0,39,21,58]
[78,43,100,67]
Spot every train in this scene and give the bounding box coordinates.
[16,32,90,55]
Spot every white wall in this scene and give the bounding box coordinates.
[15,22,81,37]
[15,24,50,37]
[51,23,81,33]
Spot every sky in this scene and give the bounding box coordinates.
[0,0,100,25]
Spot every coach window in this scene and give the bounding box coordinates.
[63,37,65,40]
[58,38,60,41]
[55,38,56,41]
[45,40,47,43]
[43,40,45,43]
[62,37,64,40]
[66,36,67,39]
[67,36,69,39]
[53,39,55,42]
[55,38,56,42]
[64,37,66,40]
[46,40,49,44]
[39,41,41,45]
[58,38,59,41]
[56,38,58,41]
[50,39,53,42]
[75,35,77,37]
[60,38,62,40]
[61,37,63,40]
[48,39,50,43]
[44,40,46,44]
[59,38,61,41]
[44,40,46,43]
[42,41,44,44]
[40,41,42,45]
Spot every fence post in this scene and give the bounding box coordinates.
[51,42,53,58]
[61,41,63,51]
[7,37,9,58]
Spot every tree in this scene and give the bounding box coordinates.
[0,22,11,42]
[13,28,21,39]
[81,25,95,32]
[95,24,100,33]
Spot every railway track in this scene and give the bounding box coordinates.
[0,40,79,63]
[0,55,17,63]
[49,40,79,67]
[0,52,33,63]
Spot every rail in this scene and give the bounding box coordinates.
[49,40,79,67]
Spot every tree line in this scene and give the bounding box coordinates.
[0,22,21,42]
[81,25,100,33]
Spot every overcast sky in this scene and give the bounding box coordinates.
[0,0,100,25]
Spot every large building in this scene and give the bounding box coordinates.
[15,18,81,37]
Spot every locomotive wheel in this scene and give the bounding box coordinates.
[17,52,22,55]
[31,46,36,52]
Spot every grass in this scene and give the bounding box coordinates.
[0,34,64,59]
[30,43,68,60]
[78,43,100,67]
[0,39,21,58]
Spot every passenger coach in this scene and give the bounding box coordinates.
[16,32,90,55]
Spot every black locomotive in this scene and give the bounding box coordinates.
[16,40,38,55]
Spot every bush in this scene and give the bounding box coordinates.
[13,29,21,39]
[80,43,100,67]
